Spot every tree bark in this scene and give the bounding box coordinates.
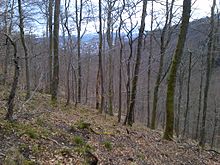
[151,0,175,130]
[200,0,216,147]
[51,0,61,102]
[18,0,30,100]
[164,0,191,140]
[97,0,104,113]
[127,0,147,126]
[183,51,192,136]
[5,35,19,121]
[48,0,53,94]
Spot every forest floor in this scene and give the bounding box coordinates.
[0,86,220,165]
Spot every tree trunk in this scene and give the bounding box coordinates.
[75,0,83,104]
[51,0,61,102]
[106,0,116,116]
[18,0,30,100]
[195,64,203,140]
[175,68,184,137]
[118,0,125,122]
[164,0,191,140]
[48,0,53,93]
[5,35,19,121]
[183,51,192,136]
[151,0,175,130]
[147,0,153,127]
[200,0,216,147]
[97,0,104,113]
[127,0,147,126]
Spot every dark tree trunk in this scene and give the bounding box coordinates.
[127,0,147,126]
[5,35,19,121]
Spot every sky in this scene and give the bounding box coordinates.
[33,0,214,36]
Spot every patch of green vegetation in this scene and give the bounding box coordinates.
[102,141,112,151]
[74,144,92,155]
[75,120,91,130]
[73,136,85,146]
[24,127,39,139]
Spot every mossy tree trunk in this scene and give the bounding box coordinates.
[164,0,191,140]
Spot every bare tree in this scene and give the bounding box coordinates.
[151,0,175,130]
[200,0,216,147]
[106,0,117,116]
[164,0,191,140]
[126,0,147,126]
[18,0,30,100]
[5,34,19,121]
[48,0,53,93]
[51,0,61,102]
[118,0,125,122]
[183,51,192,136]
[96,0,105,113]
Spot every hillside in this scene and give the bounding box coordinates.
[0,86,219,165]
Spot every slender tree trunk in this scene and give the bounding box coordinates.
[200,0,216,147]
[48,0,53,93]
[106,0,115,116]
[183,51,192,136]
[75,0,83,104]
[147,0,154,127]
[211,98,218,149]
[127,0,147,126]
[5,35,19,121]
[175,69,184,137]
[195,65,203,140]
[164,0,191,140]
[51,0,61,102]
[118,0,125,122]
[151,0,174,130]
[96,68,100,109]
[3,0,9,85]
[97,0,104,113]
[18,0,30,100]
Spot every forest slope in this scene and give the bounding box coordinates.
[0,86,220,165]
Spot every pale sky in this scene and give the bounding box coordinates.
[34,0,215,36]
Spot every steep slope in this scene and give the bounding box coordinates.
[0,86,220,165]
